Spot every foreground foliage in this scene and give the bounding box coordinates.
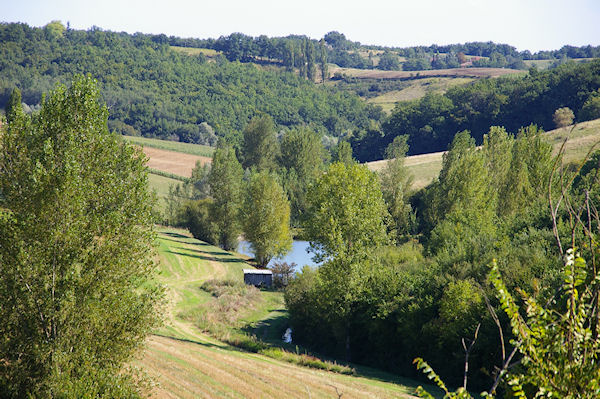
[0,76,163,397]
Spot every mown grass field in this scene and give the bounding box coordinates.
[148,173,181,213]
[137,228,424,398]
[367,118,600,189]
[366,77,475,113]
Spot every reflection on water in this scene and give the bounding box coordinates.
[236,240,319,270]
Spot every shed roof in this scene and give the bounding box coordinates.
[243,269,273,275]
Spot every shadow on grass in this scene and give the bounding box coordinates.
[172,245,238,259]
[166,250,247,264]
[152,332,225,350]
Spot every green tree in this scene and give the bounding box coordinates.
[44,20,66,40]
[378,51,401,70]
[579,90,600,121]
[180,198,217,244]
[319,39,328,82]
[5,87,23,124]
[209,144,244,250]
[241,115,279,172]
[279,127,326,223]
[379,135,414,242]
[242,171,292,267]
[0,76,163,397]
[331,140,354,165]
[304,162,389,262]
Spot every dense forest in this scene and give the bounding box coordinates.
[352,60,600,160]
[0,22,381,146]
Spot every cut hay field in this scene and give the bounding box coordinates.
[136,228,424,398]
[170,46,221,57]
[367,118,600,189]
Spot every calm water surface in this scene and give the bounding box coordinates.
[236,240,319,269]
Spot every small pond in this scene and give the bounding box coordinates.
[236,240,320,270]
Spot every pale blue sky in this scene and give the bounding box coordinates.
[2,0,599,52]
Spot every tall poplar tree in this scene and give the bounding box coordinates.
[242,172,292,267]
[208,144,244,250]
[241,115,279,172]
[0,76,163,397]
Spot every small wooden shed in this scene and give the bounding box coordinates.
[243,269,273,288]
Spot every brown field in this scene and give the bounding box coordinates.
[143,147,211,178]
[330,66,524,80]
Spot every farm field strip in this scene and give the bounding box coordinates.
[124,135,215,157]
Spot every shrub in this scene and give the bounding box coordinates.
[552,106,574,128]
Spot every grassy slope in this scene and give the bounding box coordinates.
[367,118,600,189]
[124,135,214,157]
[367,77,475,113]
[137,228,423,398]
[148,173,180,214]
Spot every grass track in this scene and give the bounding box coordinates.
[138,228,422,398]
